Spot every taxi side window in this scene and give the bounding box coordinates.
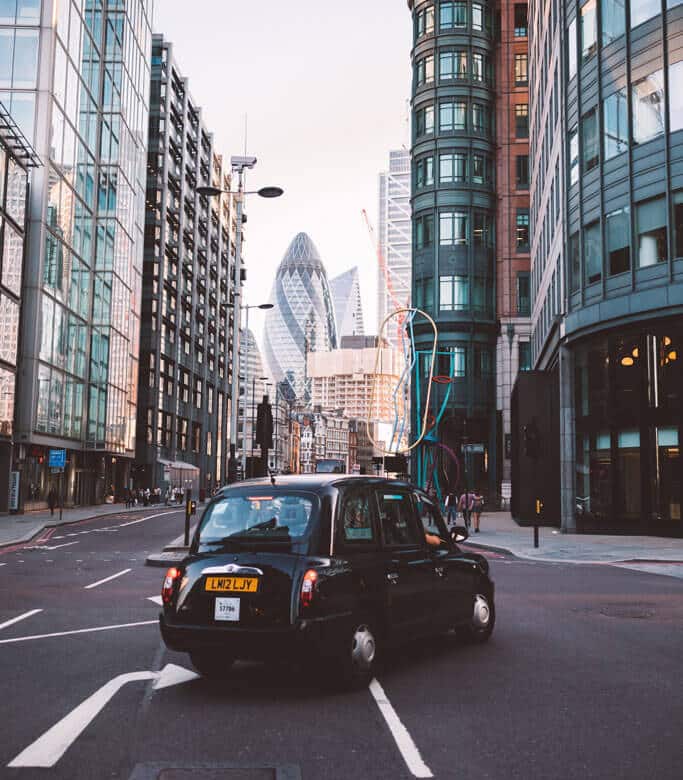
[341,492,374,543]
[377,491,421,547]
[415,495,447,538]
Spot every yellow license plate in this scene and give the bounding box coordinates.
[205,576,259,593]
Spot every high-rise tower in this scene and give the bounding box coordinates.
[263,233,337,402]
[330,266,365,339]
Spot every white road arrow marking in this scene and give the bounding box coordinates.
[8,664,198,768]
[147,595,163,605]
[0,619,157,644]
[0,609,43,631]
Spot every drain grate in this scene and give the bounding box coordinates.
[129,764,301,780]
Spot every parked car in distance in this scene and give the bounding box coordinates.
[159,475,495,688]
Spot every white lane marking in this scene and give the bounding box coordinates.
[119,510,179,527]
[0,619,157,645]
[0,609,43,631]
[369,678,433,779]
[147,595,163,606]
[0,562,6,567]
[27,541,80,551]
[84,568,131,589]
[7,664,198,768]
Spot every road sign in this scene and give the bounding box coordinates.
[48,449,66,469]
[463,443,485,455]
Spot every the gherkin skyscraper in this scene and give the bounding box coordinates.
[264,233,337,402]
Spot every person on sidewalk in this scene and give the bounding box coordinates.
[458,491,475,529]
[444,491,458,527]
[47,487,57,517]
[472,492,484,533]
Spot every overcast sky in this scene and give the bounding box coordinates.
[154,0,412,346]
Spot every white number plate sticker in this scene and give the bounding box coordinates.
[214,597,240,622]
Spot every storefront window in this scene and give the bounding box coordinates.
[616,429,641,522]
[636,197,667,267]
[575,338,609,419]
[606,206,630,275]
[653,426,681,525]
[655,333,681,409]
[614,335,643,417]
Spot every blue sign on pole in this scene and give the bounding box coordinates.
[48,449,66,469]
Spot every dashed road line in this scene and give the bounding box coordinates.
[0,609,43,631]
[369,678,433,778]
[0,619,157,645]
[84,568,131,589]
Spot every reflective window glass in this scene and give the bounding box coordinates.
[472,52,484,82]
[669,61,683,132]
[440,1,467,29]
[0,294,18,364]
[517,272,530,316]
[581,0,597,61]
[674,190,683,259]
[440,152,467,183]
[569,129,579,185]
[514,4,528,36]
[603,88,629,160]
[515,104,528,138]
[584,221,602,285]
[601,0,625,46]
[12,29,39,88]
[415,156,434,188]
[1,219,23,295]
[568,18,577,79]
[439,211,468,246]
[439,275,469,310]
[582,108,599,171]
[569,232,581,292]
[472,3,484,31]
[606,207,630,275]
[631,0,660,28]
[516,209,530,251]
[636,197,667,267]
[514,53,528,85]
[632,70,665,144]
[0,30,13,88]
[440,101,467,131]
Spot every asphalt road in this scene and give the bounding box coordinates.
[1,510,682,780]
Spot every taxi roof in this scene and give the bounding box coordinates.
[217,474,413,494]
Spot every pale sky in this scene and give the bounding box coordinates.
[154,0,412,346]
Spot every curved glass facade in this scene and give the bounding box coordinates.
[263,232,337,402]
[409,0,498,493]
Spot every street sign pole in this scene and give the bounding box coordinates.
[59,469,63,525]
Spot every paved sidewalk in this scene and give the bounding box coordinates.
[0,501,186,549]
[461,512,683,564]
[145,510,683,568]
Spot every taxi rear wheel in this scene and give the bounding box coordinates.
[331,617,378,689]
[189,650,236,678]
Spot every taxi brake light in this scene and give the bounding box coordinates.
[300,569,318,608]
[162,567,181,604]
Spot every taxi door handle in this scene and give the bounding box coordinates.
[434,566,445,578]
[386,572,399,585]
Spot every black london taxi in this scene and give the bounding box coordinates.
[159,475,495,687]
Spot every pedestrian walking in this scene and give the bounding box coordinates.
[47,486,57,517]
[458,491,475,529]
[472,491,484,533]
[445,491,458,527]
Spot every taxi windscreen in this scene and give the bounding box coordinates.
[198,493,315,544]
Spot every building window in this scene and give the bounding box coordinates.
[514,53,528,86]
[440,211,468,245]
[568,18,578,79]
[518,341,532,371]
[516,209,530,251]
[632,70,665,144]
[415,213,435,249]
[631,0,660,28]
[606,207,631,275]
[603,88,629,160]
[516,155,529,189]
[416,55,434,86]
[177,417,188,451]
[472,52,484,82]
[415,276,435,311]
[669,61,683,132]
[472,3,484,31]
[416,105,435,137]
[416,5,435,38]
[582,108,599,171]
[415,156,434,188]
[584,221,602,285]
[473,212,492,247]
[515,104,528,138]
[440,1,467,29]
[472,153,487,184]
[569,231,581,292]
[440,51,468,80]
[569,128,579,185]
[601,0,625,45]
[192,422,202,452]
[514,4,528,36]
[636,197,667,267]
[581,0,597,61]
[472,103,489,134]
[517,272,530,315]
[674,191,683,259]
[440,152,467,183]
[439,275,469,310]
[440,101,467,131]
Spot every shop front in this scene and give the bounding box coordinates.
[574,320,682,536]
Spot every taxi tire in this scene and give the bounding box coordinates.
[330,616,378,690]
[189,650,236,678]
[461,592,495,644]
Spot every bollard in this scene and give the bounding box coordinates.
[184,488,192,546]
[534,498,543,548]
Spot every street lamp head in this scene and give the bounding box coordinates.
[257,186,284,199]
[258,303,274,310]
[196,185,224,197]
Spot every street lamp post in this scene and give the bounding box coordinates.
[196,160,282,484]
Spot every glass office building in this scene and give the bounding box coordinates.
[263,232,338,403]
[6,1,153,508]
[530,1,683,535]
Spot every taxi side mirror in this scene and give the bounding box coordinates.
[450,525,469,543]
